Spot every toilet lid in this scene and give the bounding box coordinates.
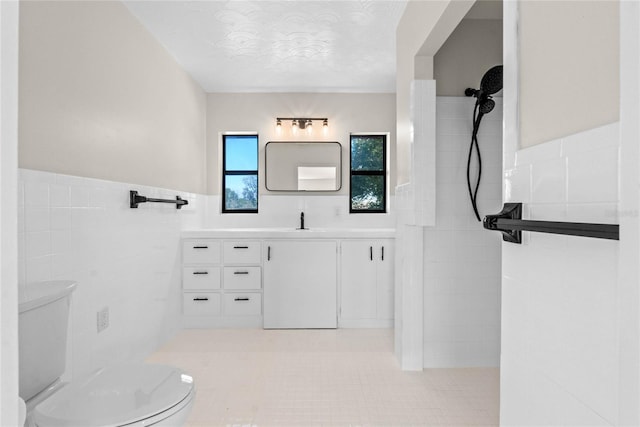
[32,363,194,427]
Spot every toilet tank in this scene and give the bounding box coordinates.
[18,281,77,401]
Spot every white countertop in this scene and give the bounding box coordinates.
[181,228,396,239]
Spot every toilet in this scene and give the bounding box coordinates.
[18,280,195,427]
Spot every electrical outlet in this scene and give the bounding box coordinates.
[97,307,109,333]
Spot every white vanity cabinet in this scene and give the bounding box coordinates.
[339,239,395,327]
[181,229,394,329]
[182,239,262,328]
[263,240,337,329]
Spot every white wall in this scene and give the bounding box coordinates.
[501,123,620,424]
[500,0,634,423]
[18,169,204,381]
[423,97,502,368]
[519,0,619,148]
[1,0,19,424]
[395,1,473,186]
[206,92,396,196]
[394,0,474,370]
[203,92,397,230]
[14,0,211,385]
[18,1,207,194]
[394,0,503,370]
[203,194,395,231]
[434,19,503,97]
[617,1,640,422]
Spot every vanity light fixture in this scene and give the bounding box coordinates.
[276,117,329,131]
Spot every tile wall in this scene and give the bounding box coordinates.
[18,169,204,381]
[393,80,437,370]
[202,194,396,230]
[18,169,396,381]
[500,122,620,424]
[422,97,503,367]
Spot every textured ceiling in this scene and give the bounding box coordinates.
[123,1,408,93]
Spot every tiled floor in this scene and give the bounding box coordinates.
[146,329,499,426]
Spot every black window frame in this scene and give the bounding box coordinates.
[349,134,387,214]
[222,134,259,214]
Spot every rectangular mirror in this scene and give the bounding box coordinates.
[265,141,342,191]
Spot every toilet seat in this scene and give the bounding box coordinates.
[31,363,194,427]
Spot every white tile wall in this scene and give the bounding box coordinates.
[411,80,437,227]
[394,80,437,370]
[501,122,621,424]
[19,168,396,380]
[510,122,620,223]
[18,169,205,381]
[202,194,395,230]
[422,97,502,368]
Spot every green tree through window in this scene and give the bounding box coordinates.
[223,135,258,213]
[350,135,386,213]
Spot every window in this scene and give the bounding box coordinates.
[222,135,258,213]
[350,134,386,213]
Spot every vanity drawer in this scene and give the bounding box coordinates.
[183,240,221,264]
[223,267,261,290]
[183,292,221,316]
[224,293,262,316]
[223,241,261,264]
[183,267,221,290]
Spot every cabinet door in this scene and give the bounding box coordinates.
[376,240,395,320]
[340,241,378,320]
[263,240,337,329]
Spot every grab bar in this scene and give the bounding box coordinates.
[130,190,188,209]
[483,203,619,244]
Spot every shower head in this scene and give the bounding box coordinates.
[478,98,495,114]
[480,65,503,96]
[464,65,503,101]
[465,66,502,223]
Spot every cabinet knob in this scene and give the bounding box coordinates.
[234,297,250,302]
[233,246,249,249]
[193,246,208,249]
[193,271,209,275]
[193,297,209,301]
[381,246,385,261]
[370,246,373,261]
[234,271,249,275]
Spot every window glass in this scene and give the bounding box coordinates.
[351,137,385,171]
[223,135,258,213]
[350,135,386,213]
[225,136,258,171]
[351,175,385,211]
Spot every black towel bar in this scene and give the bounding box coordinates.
[483,203,619,244]
[129,190,189,209]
